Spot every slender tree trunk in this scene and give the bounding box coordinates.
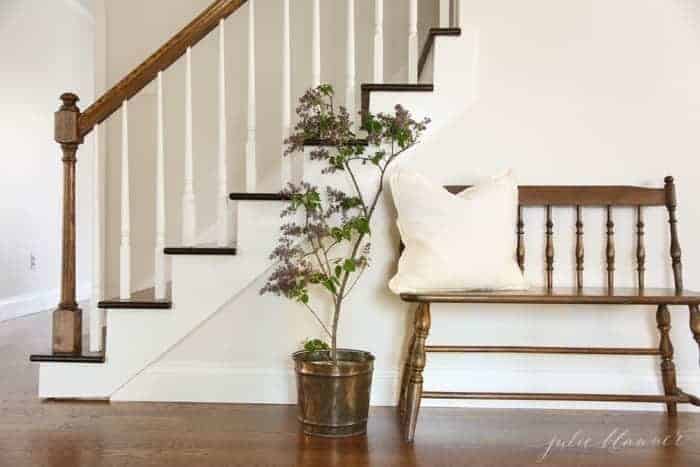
[331,299,342,363]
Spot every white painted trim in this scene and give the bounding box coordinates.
[182,47,197,245]
[89,0,107,352]
[311,0,321,87]
[62,0,95,24]
[119,100,131,299]
[89,124,104,352]
[155,72,167,298]
[216,20,229,247]
[0,282,91,323]
[345,0,356,122]
[408,0,418,83]
[373,0,384,83]
[246,0,257,192]
[112,363,700,412]
[280,0,292,187]
[440,0,450,27]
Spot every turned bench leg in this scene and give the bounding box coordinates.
[690,305,700,367]
[657,305,678,416]
[398,332,416,422]
[403,303,431,443]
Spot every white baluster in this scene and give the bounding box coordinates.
[90,124,104,352]
[311,0,321,87]
[120,101,131,300]
[280,0,292,186]
[345,0,356,121]
[452,0,460,27]
[155,72,167,299]
[246,0,257,192]
[182,47,197,245]
[440,0,450,28]
[408,0,418,83]
[373,0,384,83]
[217,19,229,246]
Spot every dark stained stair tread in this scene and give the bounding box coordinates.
[304,138,369,147]
[228,193,291,201]
[99,287,171,309]
[98,299,172,310]
[30,353,105,364]
[164,247,237,255]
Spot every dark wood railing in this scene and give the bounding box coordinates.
[80,0,247,138]
[51,0,247,354]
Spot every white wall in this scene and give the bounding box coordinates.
[99,0,439,298]
[0,0,95,322]
[130,0,700,410]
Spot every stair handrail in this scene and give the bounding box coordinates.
[79,0,247,138]
[50,0,247,355]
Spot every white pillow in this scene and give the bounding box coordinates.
[388,170,528,294]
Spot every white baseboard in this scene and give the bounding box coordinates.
[0,282,91,323]
[113,362,700,412]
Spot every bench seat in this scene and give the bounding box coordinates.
[400,287,700,305]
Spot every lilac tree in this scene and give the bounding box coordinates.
[261,85,429,361]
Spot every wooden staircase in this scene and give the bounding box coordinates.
[30,0,471,400]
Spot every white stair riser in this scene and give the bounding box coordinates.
[236,201,286,256]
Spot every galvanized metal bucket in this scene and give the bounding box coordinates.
[293,349,375,438]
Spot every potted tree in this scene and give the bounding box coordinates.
[261,85,429,437]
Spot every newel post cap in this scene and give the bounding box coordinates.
[55,92,82,145]
[59,92,80,110]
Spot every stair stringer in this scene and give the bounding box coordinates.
[36,203,284,399]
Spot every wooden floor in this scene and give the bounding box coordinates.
[2,312,699,467]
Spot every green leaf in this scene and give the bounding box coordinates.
[343,259,357,273]
[304,339,330,352]
[335,265,342,277]
[331,227,344,241]
[354,217,370,234]
[322,279,337,294]
[318,84,334,96]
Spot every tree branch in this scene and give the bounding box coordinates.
[303,302,333,338]
[344,162,369,218]
[343,265,368,299]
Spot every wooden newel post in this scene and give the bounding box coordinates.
[53,93,83,354]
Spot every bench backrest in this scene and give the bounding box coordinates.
[444,177,682,292]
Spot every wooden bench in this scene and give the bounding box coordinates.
[397,176,700,443]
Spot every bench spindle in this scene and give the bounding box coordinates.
[637,206,646,290]
[517,206,525,273]
[545,206,554,289]
[575,206,584,289]
[665,177,683,291]
[606,206,615,290]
